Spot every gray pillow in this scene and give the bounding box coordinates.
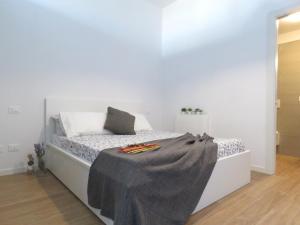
[104,107,136,135]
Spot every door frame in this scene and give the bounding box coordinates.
[266,4,300,175]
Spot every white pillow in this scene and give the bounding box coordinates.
[59,112,111,137]
[133,113,153,131]
[51,115,66,136]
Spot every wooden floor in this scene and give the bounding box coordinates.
[1,154,300,225]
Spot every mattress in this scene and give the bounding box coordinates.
[51,131,245,164]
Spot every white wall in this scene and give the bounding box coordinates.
[0,0,162,174]
[162,0,300,173]
[3,0,300,175]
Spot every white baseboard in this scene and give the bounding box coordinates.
[0,167,26,176]
[251,165,273,175]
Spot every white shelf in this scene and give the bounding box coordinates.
[175,114,210,135]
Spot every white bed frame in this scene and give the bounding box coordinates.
[45,98,251,225]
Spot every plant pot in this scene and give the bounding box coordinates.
[38,157,46,173]
[27,165,34,175]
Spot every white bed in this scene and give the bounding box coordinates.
[45,98,251,225]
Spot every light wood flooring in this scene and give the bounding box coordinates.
[1,154,300,225]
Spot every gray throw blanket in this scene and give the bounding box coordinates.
[88,133,218,225]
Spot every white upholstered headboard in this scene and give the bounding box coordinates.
[44,97,145,144]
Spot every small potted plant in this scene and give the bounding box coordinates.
[194,108,203,114]
[27,154,34,175]
[181,108,188,114]
[34,143,46,173]
[187,108,193,114]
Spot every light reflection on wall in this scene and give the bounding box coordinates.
[27,0,160,52]
[162,0,265,56]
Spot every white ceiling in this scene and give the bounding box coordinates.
[279,12,300,34]
[147,0,177,7]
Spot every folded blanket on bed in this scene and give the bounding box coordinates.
[88,133,218,225]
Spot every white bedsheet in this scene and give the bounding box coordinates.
[51,131,245,164]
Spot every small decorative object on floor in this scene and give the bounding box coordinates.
[34,143,47,175]
[120,144,160,154]
[27,154,34,175]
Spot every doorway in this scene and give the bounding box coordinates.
[276,13,300,157]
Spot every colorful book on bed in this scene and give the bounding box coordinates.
[120,144,160,154]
